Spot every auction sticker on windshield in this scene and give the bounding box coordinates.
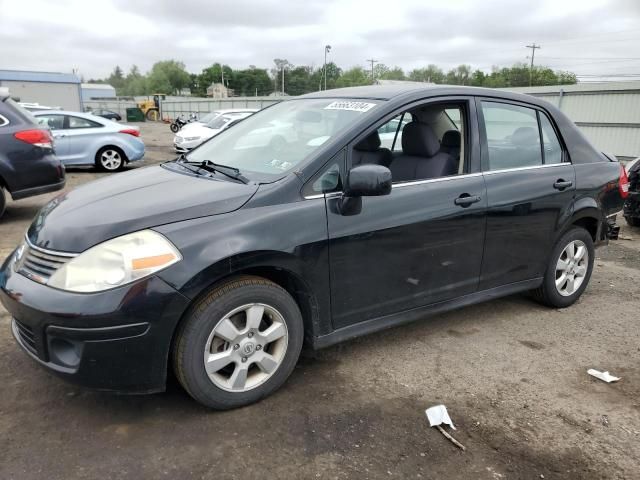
[324,101,377,112]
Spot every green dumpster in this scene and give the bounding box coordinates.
[126,107,145,122]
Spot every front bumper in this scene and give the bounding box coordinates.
[0,251,190,393]
[173,137,203,153]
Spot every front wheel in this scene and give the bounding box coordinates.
[531,227,595,308]
[173,276,304,409]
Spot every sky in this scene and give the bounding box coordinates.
[1,0,640,81]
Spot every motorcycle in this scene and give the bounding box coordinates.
[170,113,198,133]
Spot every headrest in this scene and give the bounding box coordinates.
[412,107,444,125]
[511,127,538,146]
[401,122,440,157]
[442,130,461,148]
[354,131,382,152]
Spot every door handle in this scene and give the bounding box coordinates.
[454,194,481,207]
[53,134,66,138]
[553,179,573,190]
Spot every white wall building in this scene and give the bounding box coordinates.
[0,70,82,111]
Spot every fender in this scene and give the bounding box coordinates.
[154,197,333,339]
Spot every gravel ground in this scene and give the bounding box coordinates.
[1,122,639,479]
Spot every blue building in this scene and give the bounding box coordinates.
[0,70,82,111]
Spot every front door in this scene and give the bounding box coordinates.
[326,98,487,329]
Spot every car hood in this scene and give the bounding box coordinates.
[27,165,259,253]
[177,124,212,138]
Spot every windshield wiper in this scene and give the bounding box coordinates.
[176,157,249,184]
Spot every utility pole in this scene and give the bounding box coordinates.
[281,65,285,95]
[324,45,332,90]
[367,59,378,83]
[525,43,541,86]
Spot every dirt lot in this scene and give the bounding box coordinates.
[1,122,639,479]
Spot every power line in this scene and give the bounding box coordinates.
[366,59,378,82]
[525,43,541,86]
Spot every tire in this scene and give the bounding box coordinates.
[0,187,6,220]
[145,108,159,121]
[173,276,304,409]
[531,227,595,308]
[96,147,125,172]
[170,123,180,133]
[625,216,640,227]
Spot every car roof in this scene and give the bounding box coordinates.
[299,84,553,108]
[214,108,259,113]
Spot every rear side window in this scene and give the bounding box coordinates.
[68,116,102,129]
[481,102,542,170]
[539,113,563,164]
[36,114,65,130]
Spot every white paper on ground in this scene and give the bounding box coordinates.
[425,405,456,430]
[587,369,621,383]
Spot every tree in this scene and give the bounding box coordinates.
[107,66,125,90]
[271,59,292,94]
[378,66,405,81]
[336,67,370,87]
[445,64,472,85]
[408,64,445,83]
[285,66,314,96]
[231,67,273,96]
[147,60,190,94]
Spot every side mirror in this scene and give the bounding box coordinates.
[344,164,392,197]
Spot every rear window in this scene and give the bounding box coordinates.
[5,98,38,125]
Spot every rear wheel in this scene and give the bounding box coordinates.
[173,276,304,409]
[0,187,6,220]
[531,227,594,308]
[96,147,125,172]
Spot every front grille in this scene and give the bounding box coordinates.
[13,319,37,355]
[16,241,76,284]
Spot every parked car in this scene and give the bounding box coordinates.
[90,109,122,121]
[0,95,65,220]
[0,85,627,409]
[623,157,640,226]
[174,109,258,152]
[33,111,144,171]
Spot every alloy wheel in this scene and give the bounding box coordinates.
[555,239,589,296]
[203,303,289,392]
[100,149,122,171]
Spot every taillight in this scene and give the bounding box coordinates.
[619,164,630,199]
[119,128,140,137]
[14,129,53,149]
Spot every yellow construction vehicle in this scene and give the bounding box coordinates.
[137,94,166,121]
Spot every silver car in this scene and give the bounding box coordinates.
[33,111,145,171]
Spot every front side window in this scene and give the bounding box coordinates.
[36,114,65,130]
[68,116,102,129]
[481,101,543,170]
[187,99,380,178]
[353,102,467,183]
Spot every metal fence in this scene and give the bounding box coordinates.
[160,97,283,119]
[83,99,138,117]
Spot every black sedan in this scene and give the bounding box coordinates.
[90,108,122,121]
[0,85,627,409]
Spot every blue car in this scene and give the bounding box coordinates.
[33,110,145,171]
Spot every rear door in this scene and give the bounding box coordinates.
[477,99,575,290]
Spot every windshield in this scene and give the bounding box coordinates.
[199,112,218,123]
[187,98,379,177]
[207,115,231,129]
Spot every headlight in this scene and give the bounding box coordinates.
[185,136,200,141]
[48,230,181,293]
